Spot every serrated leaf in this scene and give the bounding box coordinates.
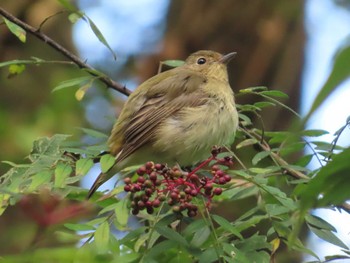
[85,16,116,60]
[100,154,115,173]
[236,138,258,149]
[94,221,110,254]
[76,158,94,176]
[54,163,72,188]
[162,60,185,68]
[252,151,270,165]
[8,64,26,78]
[260,90,289,98]
[4,18,26,42]
[308,226,348,249]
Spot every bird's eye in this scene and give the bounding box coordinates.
[197,57,206,65]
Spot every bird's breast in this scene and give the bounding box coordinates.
[153,95,238,166]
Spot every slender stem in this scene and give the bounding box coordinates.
[0,7,132,96]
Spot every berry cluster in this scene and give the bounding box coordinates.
[123,151,233,217]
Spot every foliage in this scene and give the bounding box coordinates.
[1,4,350,263]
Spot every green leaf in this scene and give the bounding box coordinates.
[308,226,348,249]
[252,151,270,165]
[305,214,336,232]
[162,60,185,68]
[8,64,26,78]
[299,147,350,210]
[155,225,189,246]
[190,225,210,247]
[254,101,276,109]
[27,171,52,192]
[79,127,108,139]
[4,18,26,42]
[64,223,95,231]
[57,0,77,11]
[305,43,350,120]
[52,76,93,92]
[259,90,289,98]
[211,215,243,239]
[114,198,129,228]
[68,12,83,24]
[302,129,329,137]
[100,154,115,173]
[236,138,258,149]
[54,163,72,188]
[85,16,117,60]
[94,221,110,254]
[239,86,267,93]
[75,158,94,176]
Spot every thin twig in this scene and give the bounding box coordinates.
[0,7,131,96]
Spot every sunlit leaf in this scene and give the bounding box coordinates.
[94,221,110,254]
[52,76,93,92]
[64,223,95,231]
[4,18,26,42]
[236,138,258,149]
[305,214,336,232]
[100,154,115,173]
[8,64,26,78]
[260,90,289,98]
[162,60,185,68]
[54,163,72,188]
[75,158,94,176]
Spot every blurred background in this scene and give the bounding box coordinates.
[1,0,350,261]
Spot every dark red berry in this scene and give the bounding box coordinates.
[145,161,154,170]
[124,178,132,184]
[149,172,157,181]
[190,189,198,196]
[152,199,161,207]
[146,206,154,214]
[137,176,145,184]
[137,166,146,176]
[215,170,225,177]
[124,185,131,192]
[224,175,231,182]
[187,210,197,217]
[213,188,223,195]
[154,163,164,170]
[132,209,139,215]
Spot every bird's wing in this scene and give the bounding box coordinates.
[115,70,208,163]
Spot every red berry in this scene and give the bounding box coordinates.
[187,210,197,217]
[224,174,231,182]
[124,178,132,184]
[124,185,131,192]
[152,199,161,207]
[145,161,154,170]
[215,170,225,177]
[190,189,198,196]
[218,177,226,185]
[137,176,145,184]
[213,188,223,195]
[137,166,146,176]
[149,172,157,181]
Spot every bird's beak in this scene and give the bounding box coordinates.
[219,52,237,64]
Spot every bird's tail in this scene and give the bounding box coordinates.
[86,163,116,199]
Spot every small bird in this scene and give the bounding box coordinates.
[87,50,239,198]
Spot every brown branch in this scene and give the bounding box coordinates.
[0,7,132,96]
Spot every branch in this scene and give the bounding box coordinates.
[0,7,132,96]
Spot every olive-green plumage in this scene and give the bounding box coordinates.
[87,50,239,198]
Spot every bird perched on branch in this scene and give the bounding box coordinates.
[88,50,239,198]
